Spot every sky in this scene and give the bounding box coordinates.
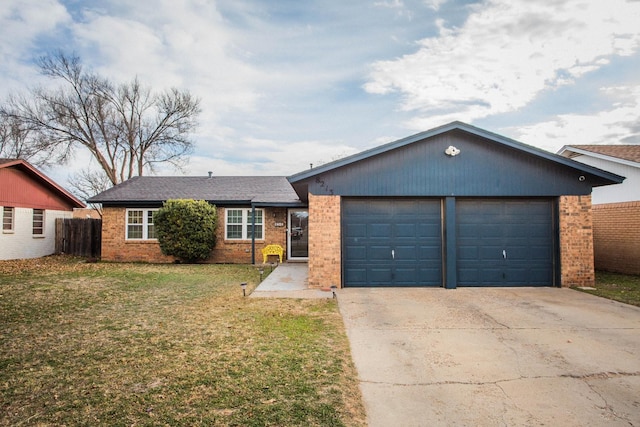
[1,0,640,187]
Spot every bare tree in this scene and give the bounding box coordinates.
[0,51,201,187]
[0,115,57,166]
[67,169,112,217]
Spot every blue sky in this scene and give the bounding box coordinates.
[1,0,639,185]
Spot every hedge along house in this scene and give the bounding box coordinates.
[88,176,305,264]
[287,122,624,289]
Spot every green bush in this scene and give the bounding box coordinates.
[154,199,218,263]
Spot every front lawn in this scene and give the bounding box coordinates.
[0,256,366,426]
[574,271,640,307]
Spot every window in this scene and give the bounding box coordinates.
[225,208,263,240]
[32,209,44,235]
[126,209,158,240]
[2,207,14,232]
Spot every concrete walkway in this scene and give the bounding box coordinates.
[250,263,333,299]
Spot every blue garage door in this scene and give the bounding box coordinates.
[343,198,443,287]
[456,199,555,287]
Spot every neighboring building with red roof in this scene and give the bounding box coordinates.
[558,145,640,275]
[0,159,85,260]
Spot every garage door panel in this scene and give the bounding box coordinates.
[369,223,391,238]
[395,223,416,237]
[479,224,502,238]
[344,268,367,286]
[458,224,480,236]
[527,268,553,284]
[345,224,366,238]
[419,245,442,259]
[394,267,418,284]
[531,246,552,259]
[345,245,366,260]
[395,245,417,259]
[369,245,392,261]
[459,267,503,286]
[457,199,554,287]
[343,199,442,287]
[458,246,478,260]
[369,267,393,285]
[417,223,440,238]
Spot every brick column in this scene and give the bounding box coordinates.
[308,194,341,288]
[558,195,594,287]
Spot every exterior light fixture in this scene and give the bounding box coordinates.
[259,268,264,282]
[330,284,337,299]
[445,146,461,156]
[241,282,247,297]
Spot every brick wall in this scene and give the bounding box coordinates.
[592,201,640,275]
[101,206,287,264]
[307,194,341,288]
[558,195,595,287]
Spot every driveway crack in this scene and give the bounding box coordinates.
[361,371,640,387]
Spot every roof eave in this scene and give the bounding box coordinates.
[94,199,304,207]
[558,146,640,169]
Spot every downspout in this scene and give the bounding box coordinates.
[251,205,256,264]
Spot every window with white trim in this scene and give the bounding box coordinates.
[126,209,158,240]
[32,209,44,235]
[225,208,263,240]
[2,207,14,232]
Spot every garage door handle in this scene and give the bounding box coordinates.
[503,250,507,259]
[392,249,395,260]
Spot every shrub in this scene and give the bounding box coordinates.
[154,199,217,263]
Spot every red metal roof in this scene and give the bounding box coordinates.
[0,158,85,210]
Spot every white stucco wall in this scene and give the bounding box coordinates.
[571,157,640,204]
[0,206,73,260]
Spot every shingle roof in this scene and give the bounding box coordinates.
[88,176,303,206]
[561,145,640,164]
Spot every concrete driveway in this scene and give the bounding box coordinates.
[337,287,640,426]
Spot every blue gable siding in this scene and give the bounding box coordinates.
[292,128,620,199]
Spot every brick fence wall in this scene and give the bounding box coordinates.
[307,194,341,288]
[558,195,595,287]
[101,206,287,264]
[592,201,640,275]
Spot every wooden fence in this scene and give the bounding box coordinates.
[55,218,102,258]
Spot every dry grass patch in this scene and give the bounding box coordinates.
[0,257,366,426]
[574,271,640,307]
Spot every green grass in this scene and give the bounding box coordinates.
[574,271,640,307]
[0,256,366,426]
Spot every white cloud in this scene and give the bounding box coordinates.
[186,138,360,177]
[69,1,261,120]
[508,85,640,152]
[364,0,640,129]
[0,0,71,94]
